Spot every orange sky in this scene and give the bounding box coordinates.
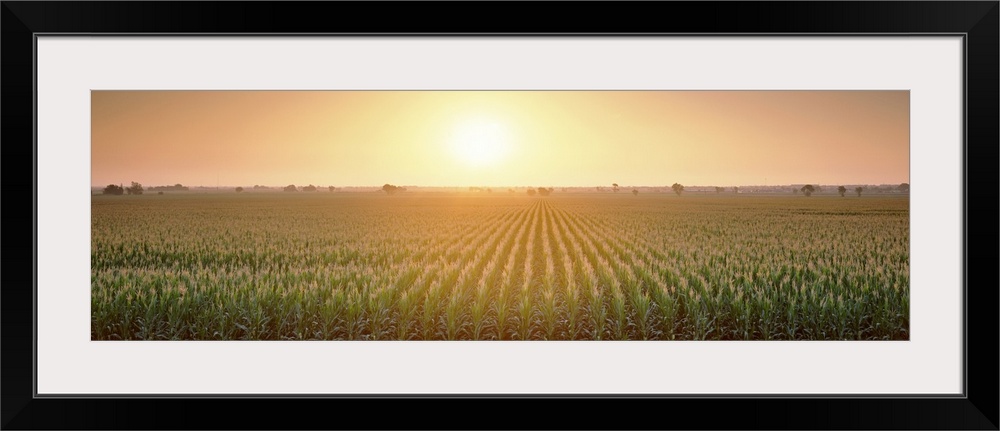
[91,91,909,188]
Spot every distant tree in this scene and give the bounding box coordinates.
[126,181,143,195]
[855,186,863,197]
[538,187,554,196]
[303,184,317,192]
[671,183,684,196]
[837,185,847,197]
[382,184,404,195]
[157,191,163,195]
[733,187,739,194]
[898,183,909,193]
[508,188,515,193]
[149,183,190,192]
[235,187,244,193]
[329,186,336,192]
[800,184,815,196]
[715,187,725,194]
[284,184,298,192]
[793,187,799,194]
[632,189,639,196]
[102,184,124,195]
[486,188,492,193]
[527,188,537,196]
[612,183,620,193]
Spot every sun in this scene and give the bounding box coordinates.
[449,119,510,167]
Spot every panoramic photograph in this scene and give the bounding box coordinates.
[91,90,909,341]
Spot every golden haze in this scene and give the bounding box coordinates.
[91,91,909,188]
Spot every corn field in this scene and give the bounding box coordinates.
[92,193,909,340]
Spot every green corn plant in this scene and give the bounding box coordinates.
[654,286,677,340]
[366,287,393,340]
[319,290,345,339]
[395,290,416,340]
[492,286,510,340]
[539,286,558,340]
[421,284,442,340]
[756,294,774,340]
[784,298,799,340]
[734,290,752,340]
[344,289,365,340]
[630,290,653,340]
[609,287,629,340]
[470,284,490,340]
[516,289,533,340]
[443,291,466,340]
[564,284,580,339]
[588,286,606,340]
[690,293,713,340]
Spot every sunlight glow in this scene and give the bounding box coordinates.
[449,119,510,167]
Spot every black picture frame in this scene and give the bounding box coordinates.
[3,2,997,429]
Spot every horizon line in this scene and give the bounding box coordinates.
[91,182,911,189]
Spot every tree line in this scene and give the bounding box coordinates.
[102,182,144,195]
[101,181,910,197]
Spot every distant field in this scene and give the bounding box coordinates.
[91,192,909,340]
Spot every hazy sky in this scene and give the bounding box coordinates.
[91,91,909,188]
